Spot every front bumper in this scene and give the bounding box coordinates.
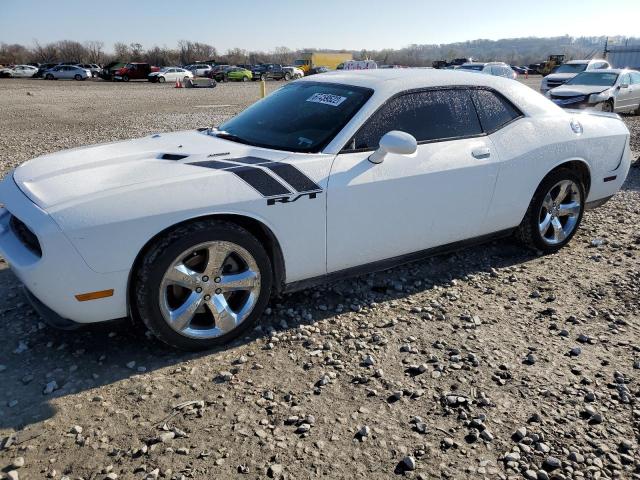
[0,175,129,324]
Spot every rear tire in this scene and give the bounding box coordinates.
[133,220,272,351]
[517,169,585,253]
[284,72,291,81]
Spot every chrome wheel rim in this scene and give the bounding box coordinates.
[538,179,581,245]
[159,241,261,339]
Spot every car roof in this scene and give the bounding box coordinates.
[582,68,637,73]
[297,68,560,116]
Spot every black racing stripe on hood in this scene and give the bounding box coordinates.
[226,165,292,197]
[262,162,321,193]
[190,160,236,170]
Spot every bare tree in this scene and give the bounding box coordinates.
[113,42,130,61]
[55,40,86,62]
[31,40,59,63]
[129,43,144,61]
[224,48,248,65]
[0,43,30,64]
[84,41,104,64]
[272,46,293,65]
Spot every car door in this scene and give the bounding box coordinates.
[166,68,177,82]
[326,88,501,273]
[57,66,69,79]
[616,73,632,110]
[630,72,640,109]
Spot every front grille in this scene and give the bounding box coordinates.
[547,80,566,88]
[10,215,42,257]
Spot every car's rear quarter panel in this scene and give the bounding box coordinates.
[484,113,630,233]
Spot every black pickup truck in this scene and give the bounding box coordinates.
[251,63,286,81]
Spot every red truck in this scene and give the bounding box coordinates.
[113,63,159,81]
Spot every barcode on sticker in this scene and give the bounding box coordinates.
[306,93,347,107]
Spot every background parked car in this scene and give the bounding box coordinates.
[251,64,286,81]
[540,59,611,93]
[113,63,159,81]
[282,66,304,79]
[222,66,252,82]
[0,64,38,78]
[44,65,90,80]
[148,67,194,83]
[458,62,517,79]
[337,60,378,70]
[76,63,102,78]
[34,63,59,78]
[185,64,212,77]
[307,66,329,75]
[547,69,640,113]
[99,61,126,81]
[207,64,230,81]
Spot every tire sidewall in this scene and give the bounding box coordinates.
[525,169,585,252]
[134,221,273,350]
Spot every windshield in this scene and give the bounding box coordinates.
[217,82,373,153]
[554,63,587,74]
[293,60,308,66]
[459,65,483,71]
[566,72,619,87]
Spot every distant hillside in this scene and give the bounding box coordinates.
[1,35,638,67]
[355,36,640,66]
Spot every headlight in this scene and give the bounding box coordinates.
[588,90,611,104]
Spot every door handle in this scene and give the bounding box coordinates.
[471,147,491,159]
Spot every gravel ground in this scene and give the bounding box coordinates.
[0,77,638,480]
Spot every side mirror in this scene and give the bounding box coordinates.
[620,83,629,89]
[369,131,418,164]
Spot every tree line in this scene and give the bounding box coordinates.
[1,36,637,67]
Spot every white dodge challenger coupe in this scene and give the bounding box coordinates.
[0,70,631,350]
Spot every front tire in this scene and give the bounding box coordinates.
[284,72,291,81]
[123,75,130,82]
[134,220,272,350]
[74,74,82,81]
[517,169,585,253]
[45,73,53,80]
[602,99,614,112]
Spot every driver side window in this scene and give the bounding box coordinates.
[347,89,482,151]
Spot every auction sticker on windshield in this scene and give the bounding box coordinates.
[306,93,347,107]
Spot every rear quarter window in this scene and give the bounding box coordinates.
[471,89,523,133]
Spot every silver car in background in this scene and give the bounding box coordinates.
[458,62,517,79]
[77,63,102,78]
[44,65,91,80]
[185,64,212,77]
[540,59,611,93]
[547,69,640,113]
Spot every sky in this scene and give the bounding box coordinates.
[1,0,639,52]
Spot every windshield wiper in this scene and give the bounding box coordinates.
[213,130,254,146]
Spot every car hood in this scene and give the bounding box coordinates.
[13,130,293,210]
[550,84,610,97]
[545,73,580,82]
